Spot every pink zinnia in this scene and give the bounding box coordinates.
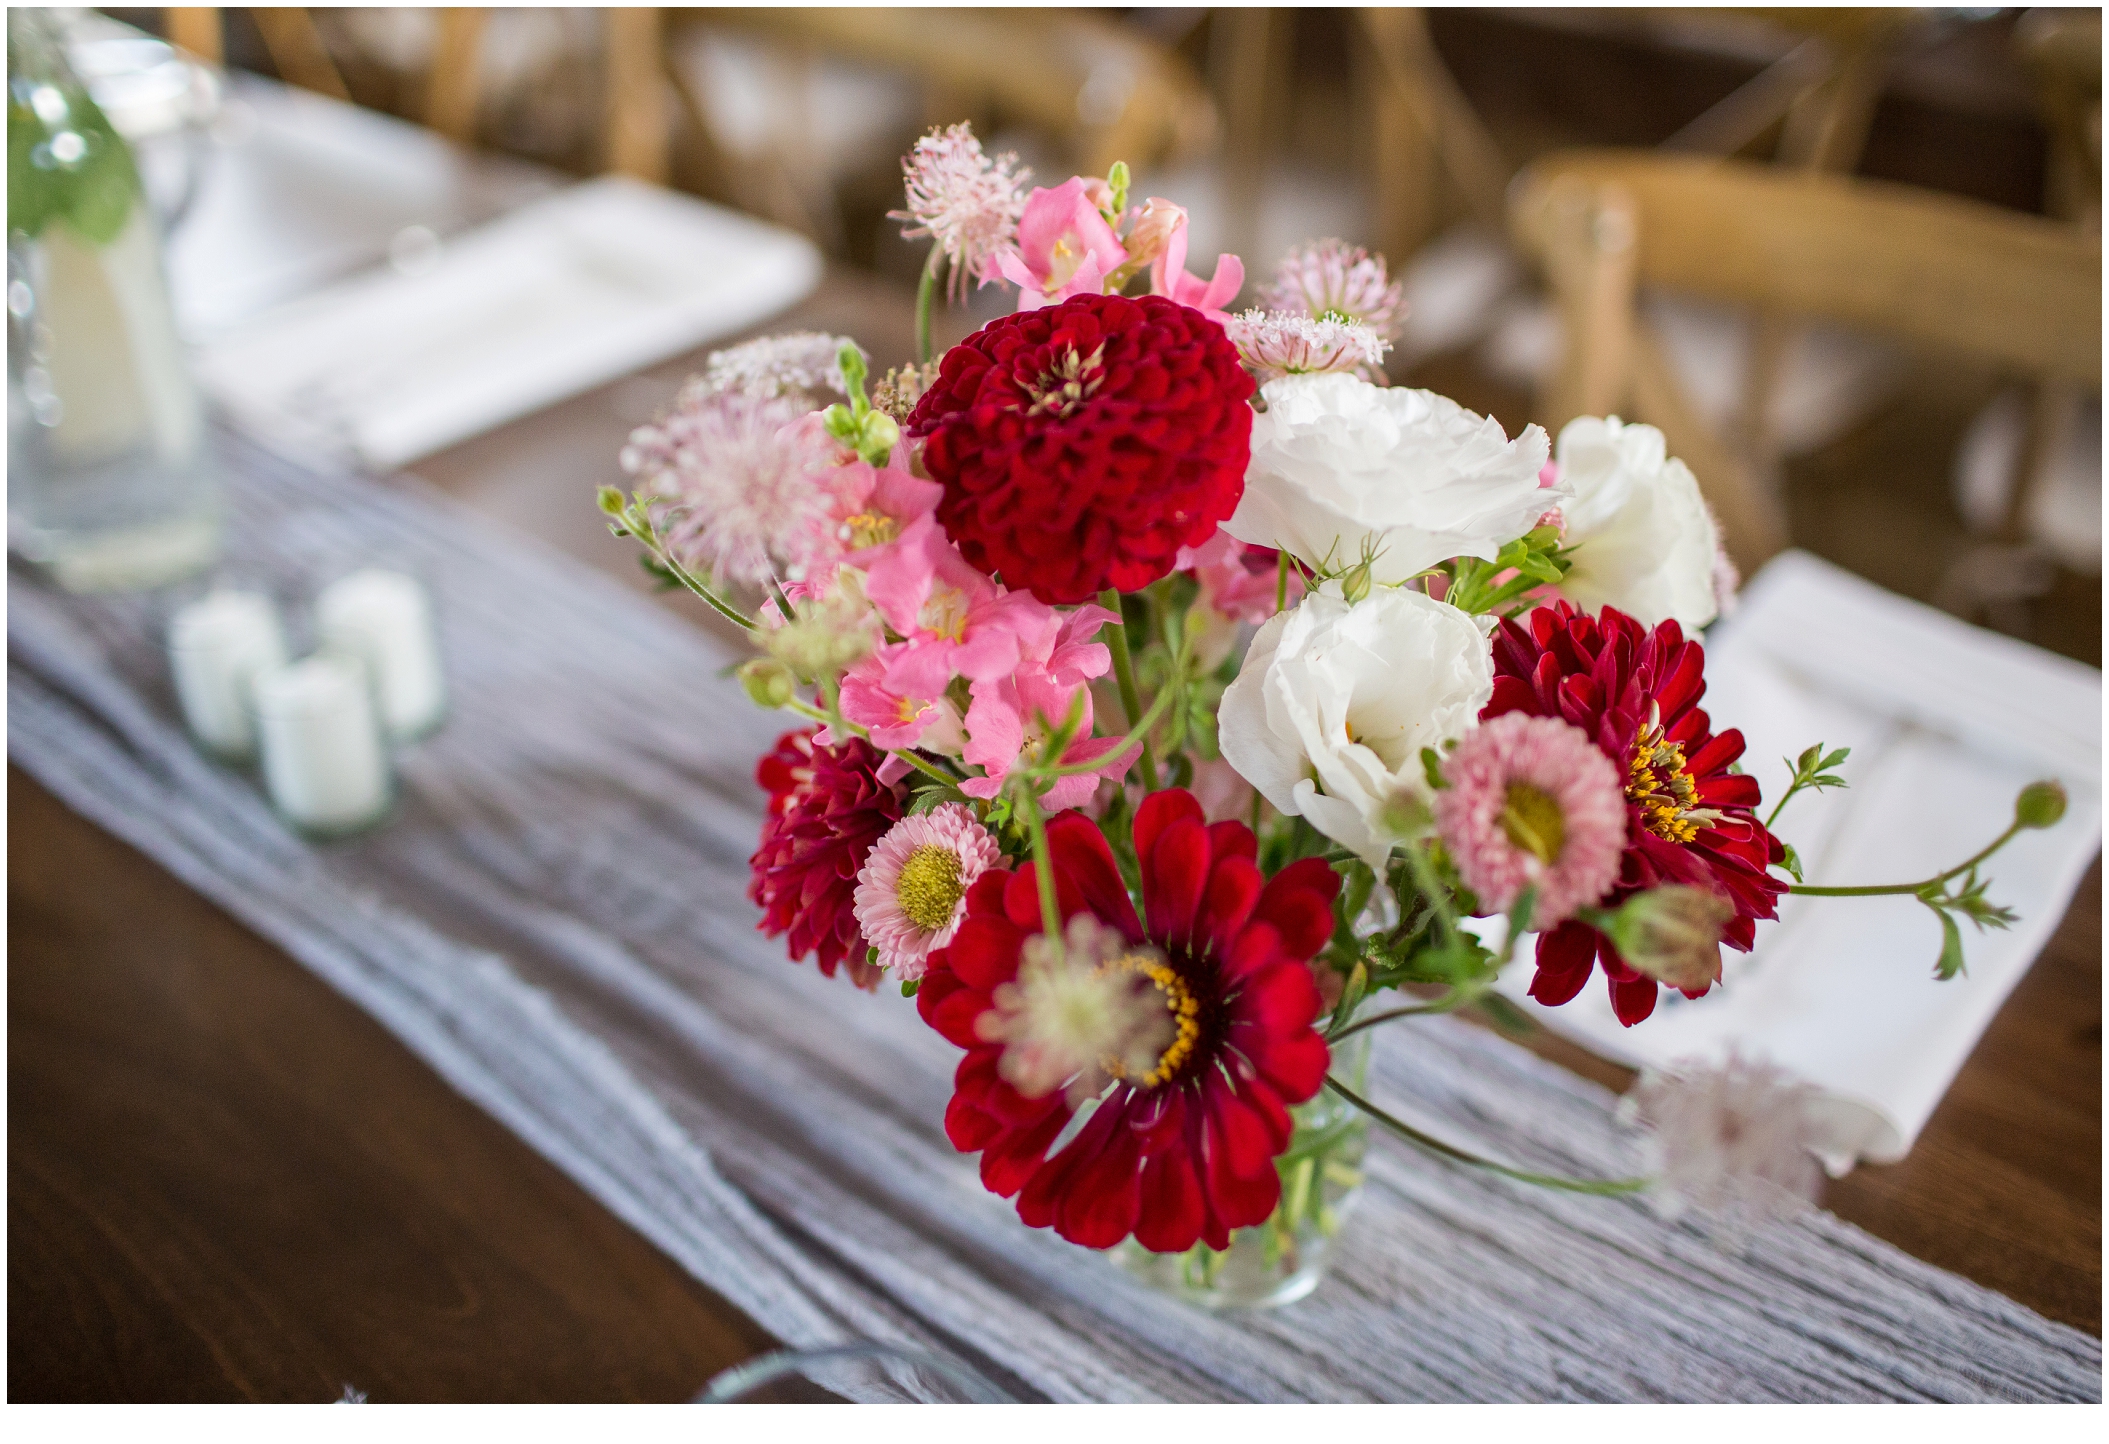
[1434,712,1625,929]
[853,803,1005,979]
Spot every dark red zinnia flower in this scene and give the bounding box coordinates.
[904,291,1255,605]
[749,728,903,989]
[916,790,1340,1252]
[1484,602,1787,1027]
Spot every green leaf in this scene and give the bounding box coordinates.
[1778,842,1805,883]
[1925,900,1967,981]
[1421,746,1446,791]
[900,978,919,998]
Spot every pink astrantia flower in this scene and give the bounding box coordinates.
[889,123,1032,298]
[993,177,1128,308]
[1258,238,1406,340]
[1175,528,1296,626]
[619,392,847,587]
[853,803,1006,979]
[1148,202,1243,322]
[861,517,1058,695]
[1433,712,1626,929]
[1223,309,1387,383]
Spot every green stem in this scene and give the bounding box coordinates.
[1275,549,1290,614]
[1789,819,2024,897]
[656,549,758,632]
[1012,778,1065,952]
[1099,587,1159,793]
[1325,1075,1649,1196]
[1326,982,1490,1041]
[1396,838,1460,946]
[915,244,941,366]
[1034,683,1177,779]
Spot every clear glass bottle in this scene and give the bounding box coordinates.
[8,7,217,592]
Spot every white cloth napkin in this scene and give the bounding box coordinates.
[1495,550,2101,1171]
[194,175,821,468]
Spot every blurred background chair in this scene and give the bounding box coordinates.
[1510,149,2101,575]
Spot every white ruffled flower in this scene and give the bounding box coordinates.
[1225,374,1558,585]
[1554,416,1723,630]
[1219,585,1494,868]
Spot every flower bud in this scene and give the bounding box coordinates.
[1601,885,1732,992]
[2015,780,2067,830]
[1339,558,1374,604]
[1122,196,1186,268]
[737,657,797,709]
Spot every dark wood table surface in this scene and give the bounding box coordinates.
[10,265,2101,1402]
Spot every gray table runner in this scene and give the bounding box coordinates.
[9,431,2099,1402]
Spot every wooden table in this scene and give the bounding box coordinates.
[9,262,2101,1400]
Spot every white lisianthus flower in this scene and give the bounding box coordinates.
[1219,585,1494,868]
[1554,416,1723,630]
[1224,374,1558,584]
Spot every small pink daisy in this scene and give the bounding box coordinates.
[1224,308,1388,383]
[1434,712,1626,929]
[853,803,1005,979]
[1257,238,1407,340]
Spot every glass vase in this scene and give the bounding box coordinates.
[7,7,220,593]
[1113,1025,1371,1310]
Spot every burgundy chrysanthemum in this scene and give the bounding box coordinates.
[917,790,1341,1252]
[749,728,904,989]
[904,292,1255,604]
[1485,603,1787,1026]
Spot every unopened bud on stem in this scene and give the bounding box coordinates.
[2015,780,2067,830]
[1597,885,1733,992]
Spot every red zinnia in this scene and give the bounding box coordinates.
[1485,602,1787,1026]
[749,728,903,989]
[917,789,1340,1252]
[904,291,1255,604]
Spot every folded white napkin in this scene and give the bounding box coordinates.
[195,175,821,468]
[1495,550,2101,1171]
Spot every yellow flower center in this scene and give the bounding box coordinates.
[1020,342,1107,420]
[895,844,965,932]
[1626,706,1720,844]
[918,584,970,642]
[1500,782,1566,864]
[839,511,898,550]
[1099,951,1201,1088]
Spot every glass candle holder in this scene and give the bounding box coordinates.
[165,583,287,760]
[249,649,395,838]
[312,564,447,741]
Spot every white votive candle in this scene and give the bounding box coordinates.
[253,653,393,836]
[167,589,288,757]
[315,568,447,739]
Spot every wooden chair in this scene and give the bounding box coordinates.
[167,7,672,183]
[1510,149,2102,574]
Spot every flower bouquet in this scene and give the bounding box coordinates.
[601,126,2065,1308]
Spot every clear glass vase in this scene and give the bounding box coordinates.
[1113,1026,1371,1310]
[7,7,219,593]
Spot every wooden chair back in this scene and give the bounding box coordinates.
[1510,149,2103,569]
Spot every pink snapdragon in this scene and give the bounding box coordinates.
[959,604,1130,808]
[861,517,1057,695]
[838,646,965,754]
[993,177,1128,308]
[1147,201,1243,322]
